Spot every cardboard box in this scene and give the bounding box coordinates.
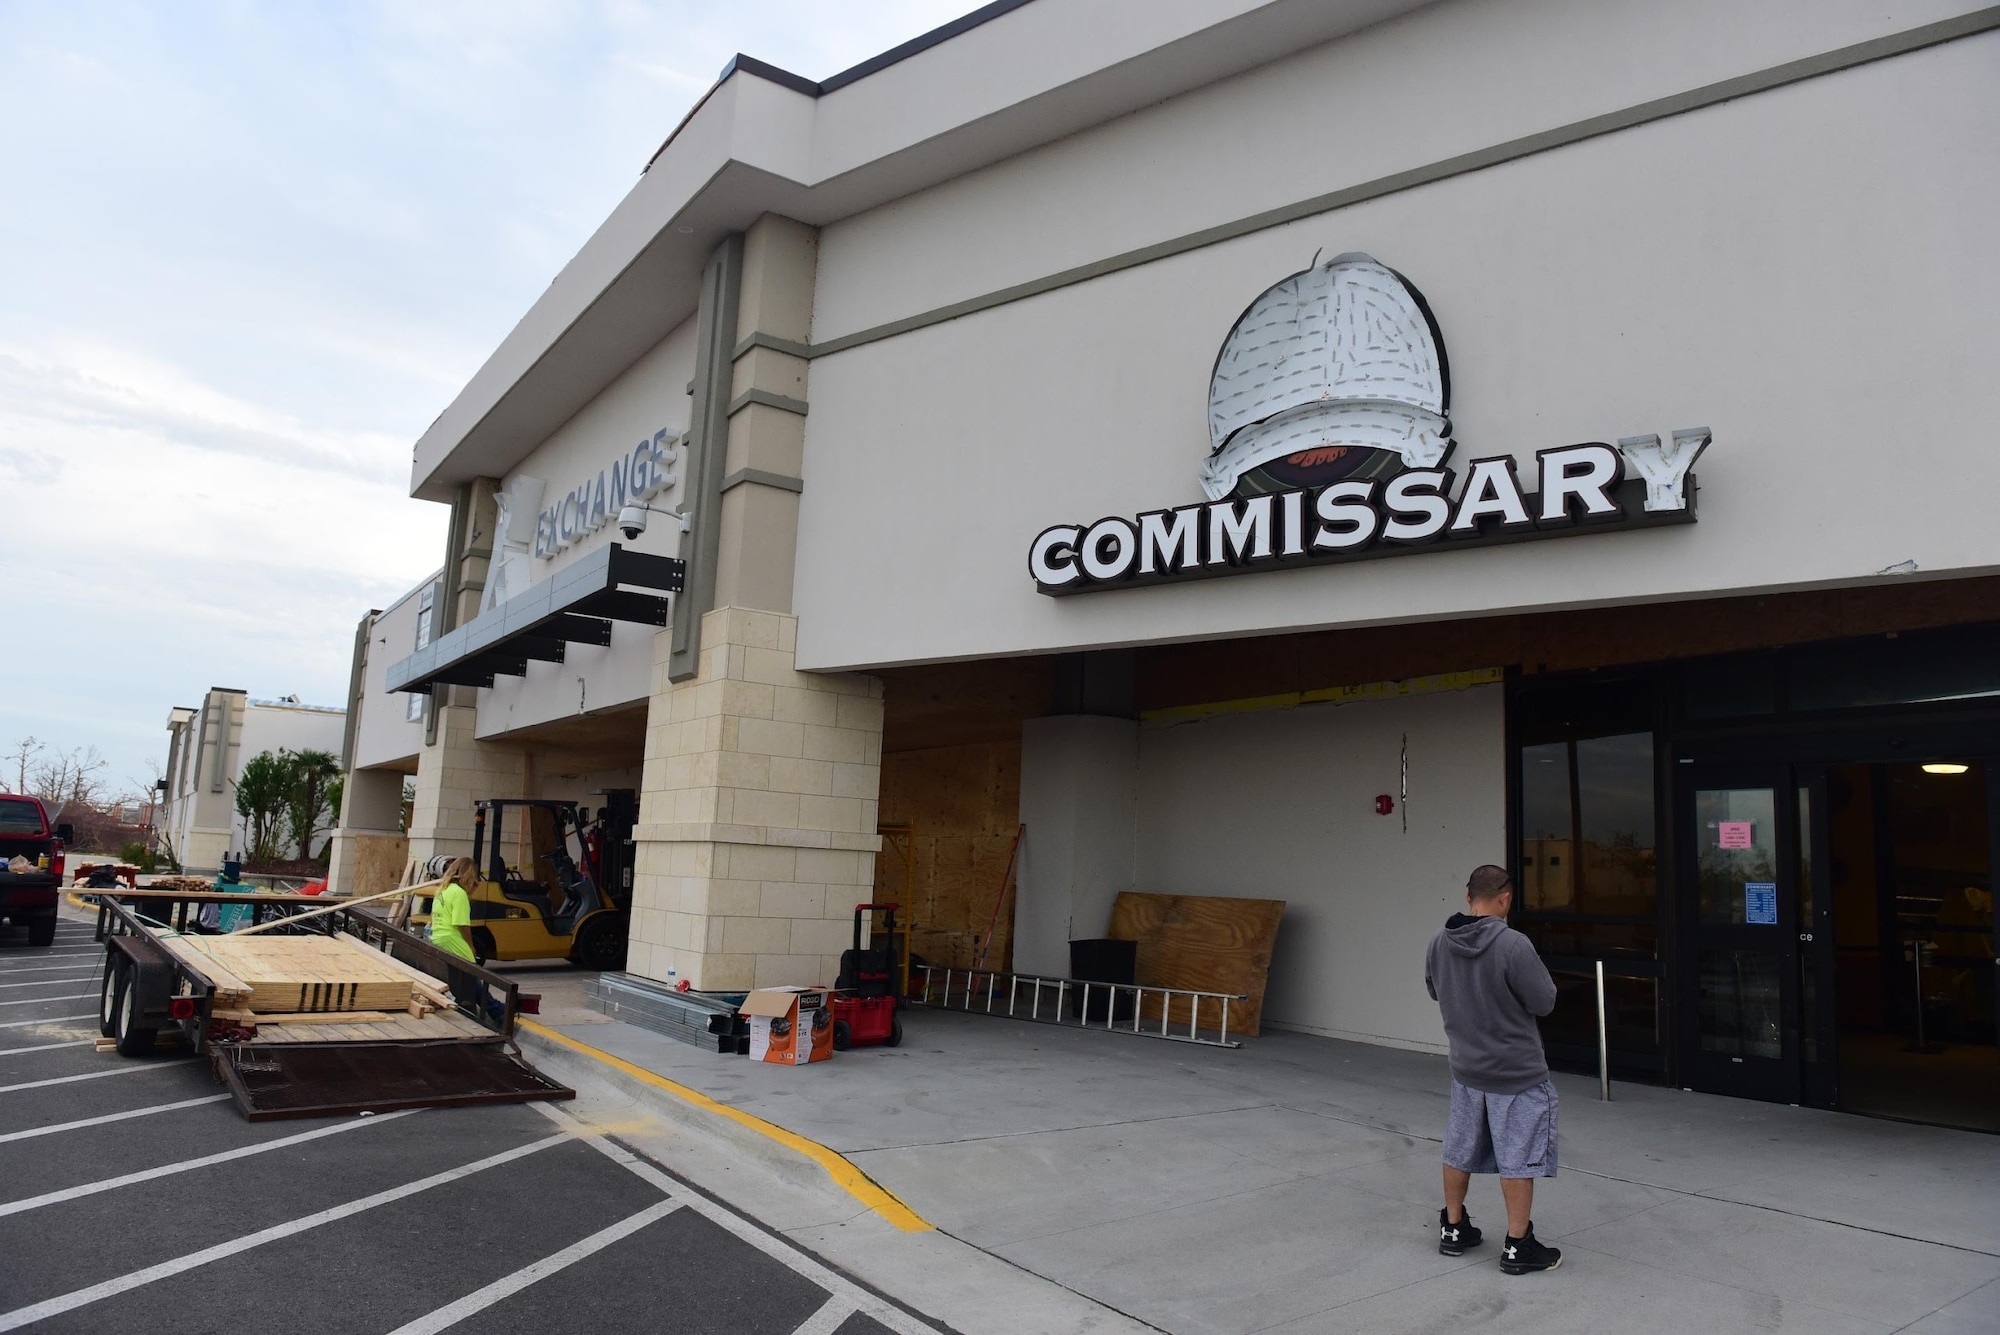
[741,986,833,1065]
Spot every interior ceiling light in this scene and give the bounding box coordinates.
[1922,763,1970,774]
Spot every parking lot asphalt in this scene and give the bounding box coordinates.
[0,915,947,1335]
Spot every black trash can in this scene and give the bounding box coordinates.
[1068,938,1137,1022]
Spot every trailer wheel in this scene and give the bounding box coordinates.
[98,954,126,1038]
[26,915,55,948]
[574,915,627,972]
[113,963,158,1057]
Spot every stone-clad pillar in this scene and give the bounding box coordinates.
[629,607,882,989]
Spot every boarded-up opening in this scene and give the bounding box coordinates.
[875,739,1022,971]
[1110,891,1285,1037]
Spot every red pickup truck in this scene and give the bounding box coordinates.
[0,794,71,947]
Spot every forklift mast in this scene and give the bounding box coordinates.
[588,788,639,911]
[469,791,638,912]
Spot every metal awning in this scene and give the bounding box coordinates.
[385,544,684,695]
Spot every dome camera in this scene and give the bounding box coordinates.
[616,503,693,540]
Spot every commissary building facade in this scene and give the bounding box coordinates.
[332,0,2000,1131]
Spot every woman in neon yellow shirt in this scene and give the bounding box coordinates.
[429,857,478,963]
[430,857,502,1022]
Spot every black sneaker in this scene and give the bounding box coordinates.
[1438,1208,1483,1256]
[1499,1226,1562,1274]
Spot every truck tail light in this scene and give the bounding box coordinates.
[50,846,65,880]
[168,997,197,1020]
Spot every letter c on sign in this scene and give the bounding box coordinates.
[1030,526,1082,588]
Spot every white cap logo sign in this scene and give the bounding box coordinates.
[1027,250,1712,596]
[1203,253,1451,502]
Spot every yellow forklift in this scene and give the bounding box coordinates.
[414,790,638,970]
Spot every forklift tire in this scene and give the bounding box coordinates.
[832,1020,852,1051]
[99,954,126,1038]
[26,914,55,948]
[885,1014,903,1048]
[471,928,497,967]
[113,964,158,1058]
[574,915,628,972]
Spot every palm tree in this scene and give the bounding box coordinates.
[283,749,341,862]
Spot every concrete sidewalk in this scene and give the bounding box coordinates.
[519,983,1999,1334]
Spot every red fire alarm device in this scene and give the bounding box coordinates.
[1375,794,1395,816]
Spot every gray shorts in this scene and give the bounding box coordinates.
[1442,1078,1558,1178]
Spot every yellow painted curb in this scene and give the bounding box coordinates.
[518,1017,934,1233]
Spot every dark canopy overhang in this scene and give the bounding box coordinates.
[385,544,685,695]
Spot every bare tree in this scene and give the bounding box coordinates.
[6,736,42,795]
[32,745,110,816]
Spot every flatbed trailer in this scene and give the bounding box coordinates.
[92,888,573,1121]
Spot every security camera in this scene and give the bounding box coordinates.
[616,503,692,540]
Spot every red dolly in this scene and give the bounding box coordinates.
[831,902,903,1050]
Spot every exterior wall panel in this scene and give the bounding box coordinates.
[1133,685,1505,1052]
[794,34,2000,670]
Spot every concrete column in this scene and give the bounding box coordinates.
[715,215,814,616]
[404,702,524,873]
[628,607,882,990]
[326,767,409,897]
[625,212,880,989]
[1014,716,1139,976]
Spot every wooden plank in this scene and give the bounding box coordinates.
[1107,892,1285,1037]
[157,935,256,1000]
[218,1010,400,1026]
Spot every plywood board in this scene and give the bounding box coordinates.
[875,738,1022,971]
[350,834,410,899]
[1108,892,1285,1037]
[178,935,416,1013]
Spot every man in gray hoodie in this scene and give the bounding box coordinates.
[1424,864,1563,1274]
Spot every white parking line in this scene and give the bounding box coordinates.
[0,1014,92,1029]
[0,976,95,989]
[0,993,92,1007]
[0,961,104,974]
[791,1296,861,1335]
[0,1060,197,1095]
[531,1103,935,1335]
[0,1093,231,1144]
[0,1107,422,1218]
[0,1041,91,1058]
[383,1199,684,1335]
[0,1131,571,1332]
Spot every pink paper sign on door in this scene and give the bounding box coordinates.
[1718,821,1754,849]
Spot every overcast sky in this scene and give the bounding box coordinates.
[0,0,971,798]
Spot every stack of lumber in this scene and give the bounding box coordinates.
[163,932,456,1024]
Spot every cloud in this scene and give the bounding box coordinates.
[0,348,407,484]
[0,0,973,788]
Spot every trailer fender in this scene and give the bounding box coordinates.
[107,933,179,1021]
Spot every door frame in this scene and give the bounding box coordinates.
[1796,764,1840,1110]
[1673,762,1803,1104]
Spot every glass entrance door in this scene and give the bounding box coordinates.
[1677,767,1802,1102]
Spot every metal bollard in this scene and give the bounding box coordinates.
[1595,961,1611,1102]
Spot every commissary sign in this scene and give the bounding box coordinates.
[1029,253,1710,596]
